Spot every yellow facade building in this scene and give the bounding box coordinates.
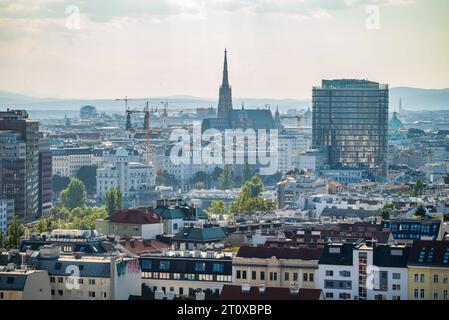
[407,240,449,300]
[232,246,322,289]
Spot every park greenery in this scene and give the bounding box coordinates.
[206,174,277,218]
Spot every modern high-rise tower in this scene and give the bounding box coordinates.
[312,79,389,178]
[217,49,233,119]
[0,109,40,219]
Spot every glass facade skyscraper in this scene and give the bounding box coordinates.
[312,79,389,178]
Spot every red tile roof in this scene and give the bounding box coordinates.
[236,245,322,260]
[220,285,323,300]
[108,208,161,225]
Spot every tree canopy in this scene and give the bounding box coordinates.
[61,178,87,210]
[77,165,97,195]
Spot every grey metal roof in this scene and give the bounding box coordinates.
[35,259,110,278]
[0,273,27,291]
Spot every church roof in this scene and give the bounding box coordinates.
[228,109,274,130]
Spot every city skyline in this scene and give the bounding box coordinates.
[0,0,449,100]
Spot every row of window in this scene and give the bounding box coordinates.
[51,289,107,299]
[50,276,101,286]
[141,272,231,282]
[235,270,314,283]
[413,274,449,284]
[140,260,225,273]
[413,289,449,300]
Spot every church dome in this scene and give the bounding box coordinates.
[389,112,404,131]
[115,147,128,157]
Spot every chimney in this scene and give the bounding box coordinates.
[241,283,251,294]
[289,284,300,296]
[258,284,266,294]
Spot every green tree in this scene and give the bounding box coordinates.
[105,187,123,215]
[77,165,97,195]
[241,163,253,186]
[241,174,264,198]
[381,210,390,220]
[51,174,70,195]
[61,179,87,210]
[6,214,24,249]
[35,216,50,233]
[206,201,228,216]
[190,171,209,189]
[412,179,425,196]
[219,165,234,189]
[156,169,178,187]
[444,213,449,222]
[414,204,427,218]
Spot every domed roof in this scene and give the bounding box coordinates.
[389,112,404,131]
[115,147,128,157]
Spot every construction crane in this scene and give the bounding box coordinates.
[116,96,134,130]
[280,115,304,135]
[119,99,152,165]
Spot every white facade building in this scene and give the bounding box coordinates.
[96,147,155,202]
[319,242,410,300]
[51,147,94,178]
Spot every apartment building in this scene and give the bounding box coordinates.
[0,265,51,300]
[29,245,141,300]
[407,240,449,300]
[140,250,233,299]
[233,246,322,289]
[95,208,163,240]
[51,147,94,178]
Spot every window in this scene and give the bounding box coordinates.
[326,270,334,277]
[392,273,401,280]
[89,291,96,298]
[236,270,241,279]
[325,292,333,299]
[58,290,63,296]
[444,275,448,284]
[444,290,448,300]
[260,271,265,281]
[303,273,308,282]
[392,284,401,291]
[252,271,257,280]
[293,273,298,281]
[269,272,277,281]
[212,263,224,273]
[420,289,425,299]
[414,274,419,283]
[420,274,425,283]
[159,261,170,271]
[50,277,55,283]
[284,272,289,281]
[51,289,55,296]
[140,260,152,270]
[194,262,206,272]
[339,271,351,277]
[434,274,439,283]
[242,271,247,280]
[58,277,63,283]
[433,290,438,300]
[89,279,96,285]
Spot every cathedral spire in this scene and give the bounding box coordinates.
[217,49,233,119]
[222,49,229,87]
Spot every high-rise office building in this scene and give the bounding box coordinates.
[39,133,52,216]
[312,80,389,179]
[0,110,40,219]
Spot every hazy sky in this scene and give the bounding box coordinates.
[0,0,448,99]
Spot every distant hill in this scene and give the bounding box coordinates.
[390,87,449,111]
[0,87,448,113]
